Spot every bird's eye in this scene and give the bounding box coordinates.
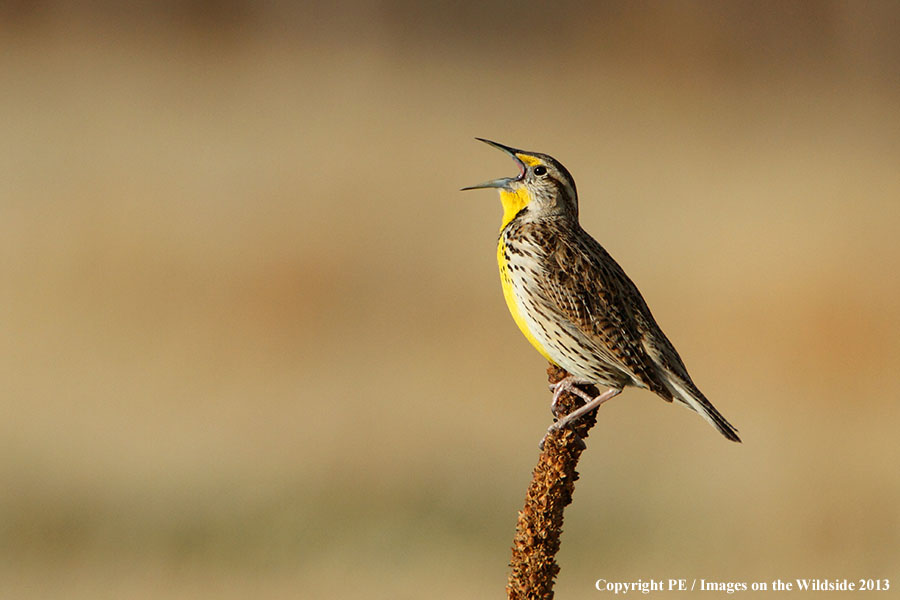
[533,166,547,176]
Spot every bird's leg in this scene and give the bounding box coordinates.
[546,387,622,436]
[549,375,596,416]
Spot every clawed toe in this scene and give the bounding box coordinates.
[549,375,597,415]
[540,386,623,446]
[539,426,587,451]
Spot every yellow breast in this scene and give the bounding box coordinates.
[497,238,557,365]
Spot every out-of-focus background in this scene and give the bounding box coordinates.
[2,2,899,598]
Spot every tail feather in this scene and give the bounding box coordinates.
[667,379,741,443]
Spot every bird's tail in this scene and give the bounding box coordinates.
[667,378,741,442]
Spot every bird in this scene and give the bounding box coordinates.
[462,138,740,443]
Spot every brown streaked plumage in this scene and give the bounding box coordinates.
[463,139,740,443]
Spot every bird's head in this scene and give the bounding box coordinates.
[462,138,578,230]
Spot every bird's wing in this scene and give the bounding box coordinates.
[536,225,682,396]
[524,222,740,441]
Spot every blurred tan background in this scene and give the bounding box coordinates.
[2,2,899,598]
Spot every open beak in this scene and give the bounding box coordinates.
[460,138,526,191]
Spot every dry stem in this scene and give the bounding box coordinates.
[506,364,600,600]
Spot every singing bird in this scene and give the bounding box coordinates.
[463,139,740,443]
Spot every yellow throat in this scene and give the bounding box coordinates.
[498,188,531,231]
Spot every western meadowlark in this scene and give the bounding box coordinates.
[463,138,740,443]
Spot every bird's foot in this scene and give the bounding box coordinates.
[540,387,623,449]
[548,375,596,416]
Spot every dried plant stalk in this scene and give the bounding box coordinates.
[506,364,601,600]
